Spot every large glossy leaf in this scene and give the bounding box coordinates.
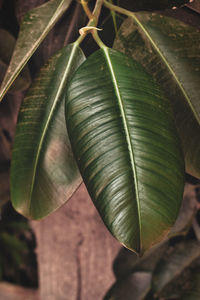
[65,47,184,254]
[11,43,85,219]
[0,0,72,101]
[113,14,200,178]
[116,0,189,11]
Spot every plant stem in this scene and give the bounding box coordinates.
[77,0,105,47]
[103,0,134,17]
[80,0,93,19]
[91,0,104,26]
[92,29,106,48]
[89,0,106,48]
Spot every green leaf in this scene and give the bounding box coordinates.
[0,29,31,93]
[65,48,184,254]
[11,43,85,219]
[117,0,189,11]
[152,240,200,298]
[113,13,200,178]
[0,0,72,101]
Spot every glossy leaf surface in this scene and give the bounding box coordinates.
[66,48,184,254]
[0,0,72,101]
[114,13,200,178]
[11,44,84,219]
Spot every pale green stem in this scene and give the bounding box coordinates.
[77,0,104,45]
[92,29,107,49]
[109,0,118,35]
[103,0,135,18]
[92,0,104,25]
[80,0,94,19]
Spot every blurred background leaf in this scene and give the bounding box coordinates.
[0,29,31,93]
[113,13,200,179]
[0,0,73,101]
[116,0,190,11]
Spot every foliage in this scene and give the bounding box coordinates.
[104,233,200,300]
[104,183,200,299]
[0,0,199,260]
[0,203,38,287]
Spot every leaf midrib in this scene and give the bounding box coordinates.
[0,0,71,101]
[103,47,142,248]
[28,43,78,212]
[131,13,200,126]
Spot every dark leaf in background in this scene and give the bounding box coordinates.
[152,240,200,298]
[186,0,200,13]
[182,268,200,300]
[0,161,10,208]
[0,0,73,101]
[14,0,47,24]
[0,29,31,93]
[113,241,169,280]
[114,13,200,179]
[20,1,86,75]
[116,0,189,11]
[0,203,38,287]
[170,184,198,236]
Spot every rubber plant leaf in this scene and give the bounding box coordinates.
[65,48,184,254]
[0,0,72,101]
[117,0,189,11]
[0,29,31,93]
[11,43,85,219]
[114,13,200,179]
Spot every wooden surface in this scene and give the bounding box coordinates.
[31,183,121,300]
[0,184,198,299]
